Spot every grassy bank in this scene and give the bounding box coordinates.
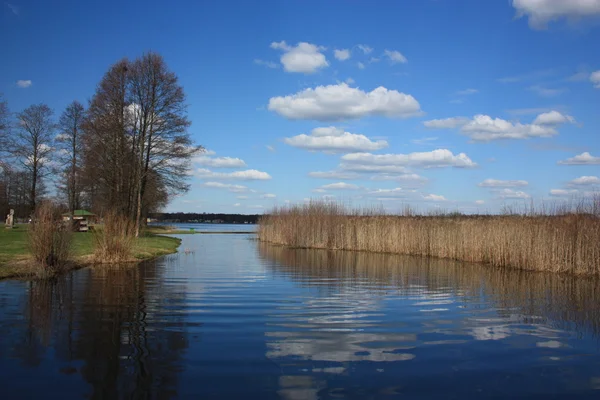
[258,201,600,275]
[0,224,181,280]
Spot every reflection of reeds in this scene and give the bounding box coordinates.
[258,243,600,337]
[258,200,600,275]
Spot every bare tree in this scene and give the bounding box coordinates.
[13,104,55,212]
[0,94,9,155]
[57,101,86,214]
[127,52,201,235]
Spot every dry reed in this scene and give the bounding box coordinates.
[258,198,600,275]
[28,201,73,275]
[93,211,135,263]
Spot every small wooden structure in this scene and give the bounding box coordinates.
[62,210,97,232]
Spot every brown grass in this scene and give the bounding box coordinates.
[93,211,135,263]
[28,202,73,275]
[258,198,600,275]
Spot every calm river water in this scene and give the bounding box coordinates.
[1,233,600,399]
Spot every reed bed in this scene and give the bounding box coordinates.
[258,199,600,275]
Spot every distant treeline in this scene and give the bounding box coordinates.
[151,212,262,224]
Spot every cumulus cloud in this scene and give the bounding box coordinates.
[568,176,600,186]
[558,152,600,165]
[268,83,422,121]
[357,62,366,70]
[334,49,351,61]
[532,110,575,125]
[308,171,361,180]
[196,168,271,180]
[591,71,600,89]
[16,80,32,88]
[495,189,531,199]
[367,188,413,197]
[357,44,373,54]
[339,163,410,174]
[203,182,251,193]
[423,194,447,201]
[550,189,579,197]
[423,117,469,129]
[478,179,529,188]
[528,85,565,97]
[284,126,388,153]
[254,59,278,69]
[319,182,360,190]
[384,49,408,64]
[371,173,428,183]
[270,41,329,74]
[193,155,247,168]
[341,149,477,169]
[456,88,478,95]
[425,111,574,142]
[512,0,600,29]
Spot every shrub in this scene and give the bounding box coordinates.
[93,211,135,263]
[28,202,72,273]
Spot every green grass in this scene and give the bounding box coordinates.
[0,224,182,279]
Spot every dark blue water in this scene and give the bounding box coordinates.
[1,234,600,399]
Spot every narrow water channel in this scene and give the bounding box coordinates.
[1,233,599,398]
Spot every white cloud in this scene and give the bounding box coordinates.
[384,49,408,64]
[505,107,559,116]
[550,189,579,197]
[236,195,249,199]
[339,163,410,174]
[423,194,447,202]
[261,193,277,198]
[312,188,326,193]
[568,176,600,186]
[254,59,279,69]
[423,117,469,129]
[460,115,559,142]
[528,85,565,97]
[532,110,575,125]
[193,155,246,168]
[6,3,18,15]
[284,126,388,153]
[266,145,275,152]
[591,71,600,89]
[512,0,600,29]
[341,149,477,169]
[456,88,478,95]
[248,205,264,209]
[478,179,529,188]
[357,62,366,70]
[334,49,351,61]
[197,168,271,180]
[16,80,32,88]
[270,41,328,74]
[475,200,485,205]
[319,182,360,190]
[345,77,355,84]
[268,83,422,121]
[233,203,241,207]
[357,44,373,54]
[308,171,361,180]
[411,137,439,145]
[322,195,336,200]
[203,182,250,193]
[558,152,600,165]
[369,57,380,63]
[367,188,413,197]
[371,173,428,183]
[496,189,531,199]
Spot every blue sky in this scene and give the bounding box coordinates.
[2,0,599,214]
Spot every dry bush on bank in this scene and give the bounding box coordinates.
[28,202,72,275]
[93,211,135,263]
[258,198,600,275]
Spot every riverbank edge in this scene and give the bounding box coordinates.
[0,234,182,281]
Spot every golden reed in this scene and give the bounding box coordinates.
[258,198,600,275]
